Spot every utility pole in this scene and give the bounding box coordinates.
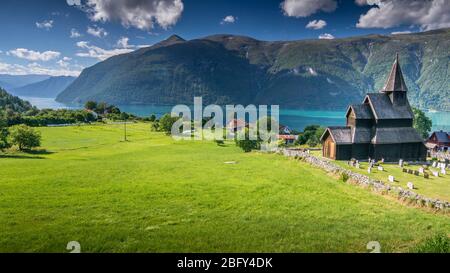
[124,120,127,142]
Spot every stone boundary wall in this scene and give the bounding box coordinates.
[277,148,450,212]
[430,151,450,161]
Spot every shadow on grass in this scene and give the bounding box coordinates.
[0,149,54,159]
[0,154,46,160]
[26,149,54,155]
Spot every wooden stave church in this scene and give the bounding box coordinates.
[320,54,427,162]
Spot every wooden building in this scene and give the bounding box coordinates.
[321,55,427,161]
[426,131,450,151]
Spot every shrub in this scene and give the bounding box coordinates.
[151,121,160,132]
[215,140,225,146]
[235,128,260,152]
[340,172,349,182]
[412,233,450,253]
[236,139,259,152]
[8,125,41,151]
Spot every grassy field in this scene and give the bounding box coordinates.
[0,123,448,253]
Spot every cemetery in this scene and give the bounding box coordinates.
[281,148,449,211]
[337,159,449,202]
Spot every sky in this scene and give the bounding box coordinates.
[0,0,449,77]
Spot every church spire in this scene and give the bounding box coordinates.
[381,53,408,93]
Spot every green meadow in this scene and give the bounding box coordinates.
[0,123,448,253]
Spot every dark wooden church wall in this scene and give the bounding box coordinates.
[351,144,370,159]
[336,145,352,160]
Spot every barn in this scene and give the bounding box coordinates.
[321,55,427,162]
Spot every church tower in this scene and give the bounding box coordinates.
[381,54,408,106]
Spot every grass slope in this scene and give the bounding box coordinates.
[0,123,448,253]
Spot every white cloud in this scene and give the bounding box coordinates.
[0,61,81,77]
[116,37,133,48]
[36,20,54,30]
[76,41,135,60]
[57,60,70,68]
[57,57,73,68]
[356,0,450,31]
[116,37,150,49]
[318,33,335,39]
[391,30,412,35]
[87,25,108,37]
[281,0,337,17]
[68,0,184,30]
[70,28,82,38]
[7,48,61,62]
[306,19,327,29]
[66,0,81,5]
[221,15,237,25]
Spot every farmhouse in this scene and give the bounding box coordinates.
[320,55,427,161]
[426,131,450,152]
[227,119,248,133]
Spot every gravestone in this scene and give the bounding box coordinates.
[399,159,404,167]
[441,168,447,175]
[355,163,360,169]
[381,158,385,163]
[407,182,414,190]
[424,173,429,179]
[414,170,419,176]
[368,167,372,174]
[408,169,414,174]
[432,171,439,177]
[419,167,424,174]
[432,162,437,168]
[402,168,407,173]
[388,175,395,182]
[378,166,384,171]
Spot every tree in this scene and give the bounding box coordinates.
[8,125,41,151]
[149,114,157,122]
[0,117,10,150]
[84,101,97,111]
[120,112,130,121]
[413,108,432,139]
[96,102,108,114]
[296,125,324,146]
[159,114,178,134]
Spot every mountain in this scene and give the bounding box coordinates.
[12,76,76,98]
[57,30,450,111]
[0,74,50,89]
[0,81,15,91]
[0,87,34,113]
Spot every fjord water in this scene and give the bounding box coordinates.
[21,96,450,132]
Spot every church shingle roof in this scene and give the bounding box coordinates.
[347,104,374,120]
[323,127,352,144]
[365,93,414,120]
[382,53,408,93]
[371,127,424,144]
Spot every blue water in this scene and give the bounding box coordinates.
[21,97,450,132]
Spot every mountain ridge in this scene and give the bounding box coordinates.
[12,76,76,98]
[57,29,450,111]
